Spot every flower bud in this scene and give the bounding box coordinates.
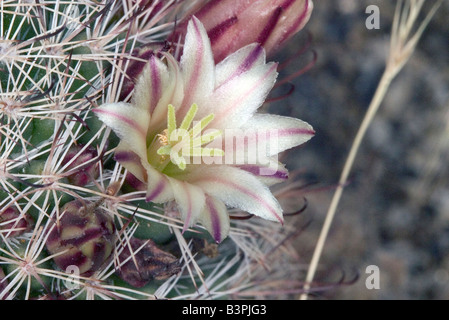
[46,200,115,276]
[62,145,99,187]
[0,207,34,238]
[174,0,313,63]
[116,237,181,288]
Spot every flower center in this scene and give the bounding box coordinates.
[147,103,224,172]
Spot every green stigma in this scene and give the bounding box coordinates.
[148,104,224,171]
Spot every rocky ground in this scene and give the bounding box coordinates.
[270,0,449,299]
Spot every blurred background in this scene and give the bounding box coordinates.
[270,0,449,299]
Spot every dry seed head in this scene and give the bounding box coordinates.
[116,237,181,288]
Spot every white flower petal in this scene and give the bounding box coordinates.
[185,166,283,223]
[237,159,289,186]
[93,102,149,161]
[148,53,184,136]
[168,178,206,232]
[215,43,266,88]
[144,166,174,203]
[244,113,315,156]
[207,62,278,130]
[198,195,230,243]
[133,55,169,115]
[114,141,148,183]
[179,16,215,117]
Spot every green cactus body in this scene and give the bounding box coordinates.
[2,239,52,299]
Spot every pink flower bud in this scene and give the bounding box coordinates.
[174,0,313,63]
[62,144,99,187]
[46,200,115,276]
[0,207,34,238]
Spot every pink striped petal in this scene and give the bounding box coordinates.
[237,159,289,186]
[264,0,313,54]
[179,16,215,118]
[189,0,312,63]
[133,55,169,115]
[239,113,315,157]
[207,62,278,130]
[168,178,206,232]
[186,166,283,223]
[148,53,184,136]
[144,167,174,203]
[93,102,149,161]
[114,141,148,183]
[198,195,230,243]
[215,43,266,88]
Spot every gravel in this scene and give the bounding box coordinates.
[271,0,449,299]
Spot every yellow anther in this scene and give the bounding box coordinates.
[148,103,225,172]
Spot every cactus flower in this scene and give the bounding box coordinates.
[174,0,313,63]
[94,17,314,243]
